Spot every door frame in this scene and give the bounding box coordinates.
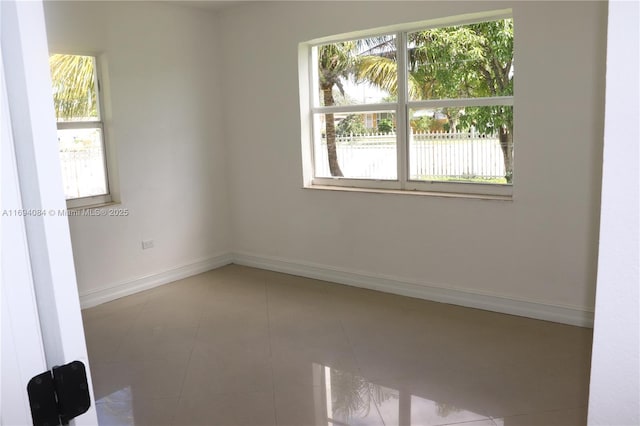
[1,0,98,424]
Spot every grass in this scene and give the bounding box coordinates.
[416,176,508,184]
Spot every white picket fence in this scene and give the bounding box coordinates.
[59,148,107,199]
[315,131,506,180]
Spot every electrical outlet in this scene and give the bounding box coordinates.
[142,240,154,250]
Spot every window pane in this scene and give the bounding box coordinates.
[58,128,109,199]
[407,18,514,101]
[49,54,100,122]
[316,35,397,106]
[314,111,397,180]
[408,106,513,183]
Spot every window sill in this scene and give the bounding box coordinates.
[67,200,121,212]
[66,193,113,210]
[304,184,513,201]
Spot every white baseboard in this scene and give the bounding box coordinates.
[79,250,594,327]
[79,253,233,309]
[233,252,594,328]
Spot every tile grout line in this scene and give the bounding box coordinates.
[86,266,592,425]
[333,292,388,425]
[333,292,363,377]
[103,296,151,364]
[169,293,206,426]
[263,273,280,425]
[491,405,589,423]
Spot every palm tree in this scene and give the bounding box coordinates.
[354,20,515,182]
[329,368,396,422]
[317,42,357,177]
[49,54,97,121]
[317,37,395,177]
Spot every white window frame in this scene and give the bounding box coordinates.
[51,52,114,209]
[300,9,514,198]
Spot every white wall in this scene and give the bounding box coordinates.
[219,1,607,323]
[588,0,640,424]
[44,1,231,305]
[43,1,608,325]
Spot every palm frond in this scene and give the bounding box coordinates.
[355,55,397,95]
[49,54,97,120]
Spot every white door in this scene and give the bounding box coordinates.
[1,0,98,424]
[1,51,50,426]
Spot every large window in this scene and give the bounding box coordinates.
[49,53,112,208]
[302,11,514,197]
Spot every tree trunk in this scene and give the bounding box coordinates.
[322,87,343,177]
[499,126,513,183]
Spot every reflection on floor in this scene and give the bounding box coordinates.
[97,387,134,424]
[320,364,506,426]
[83,265,592,426]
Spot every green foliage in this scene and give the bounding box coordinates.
[456,105,513,135]
[356,54,398,98]
[318,41,358,99]
[408,19,513,100]
[330,369,396,422]
[409,27,485,99]
[49,54,98,121]
[412,19,514,134]
[410,116,433,132]
[354,19,514,135]
[377,118,394,133]
[336,114,367,135]
[317,20,514,178]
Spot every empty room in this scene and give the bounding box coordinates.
[2,1,638,425]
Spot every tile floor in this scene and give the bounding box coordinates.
[83,265,593,426]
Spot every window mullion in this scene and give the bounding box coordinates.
[396,31,408,189]
[308,47,318,181]
[408,96,513,109]
[57,121,103,130]
[312,103,397,114]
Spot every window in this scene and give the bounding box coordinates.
[49,53,112,208]
[301,11,514,197]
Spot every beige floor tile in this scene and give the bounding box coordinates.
[96,397,178,426]
[211,264,269,287]
[180,341,274,398]
[376,384,493,426]
[274,367,493,426]
[113,325,198,363]
[195,316,272,364]
[271,349,359,392]
[199,287,269,327]
[91,357,189,401]
[494,407,588,426]
[131,397,179,425]
[266,274,333,306]
[131,301,203,331]
[273,385,326,426]
[96,400,137,426]
[199,281,268,321]
[82,291,150,323]
[268,307,354,365]
[174,391,276,426]
[91,364,139,402]
[82,266,593,426]
[83,306,141,364]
